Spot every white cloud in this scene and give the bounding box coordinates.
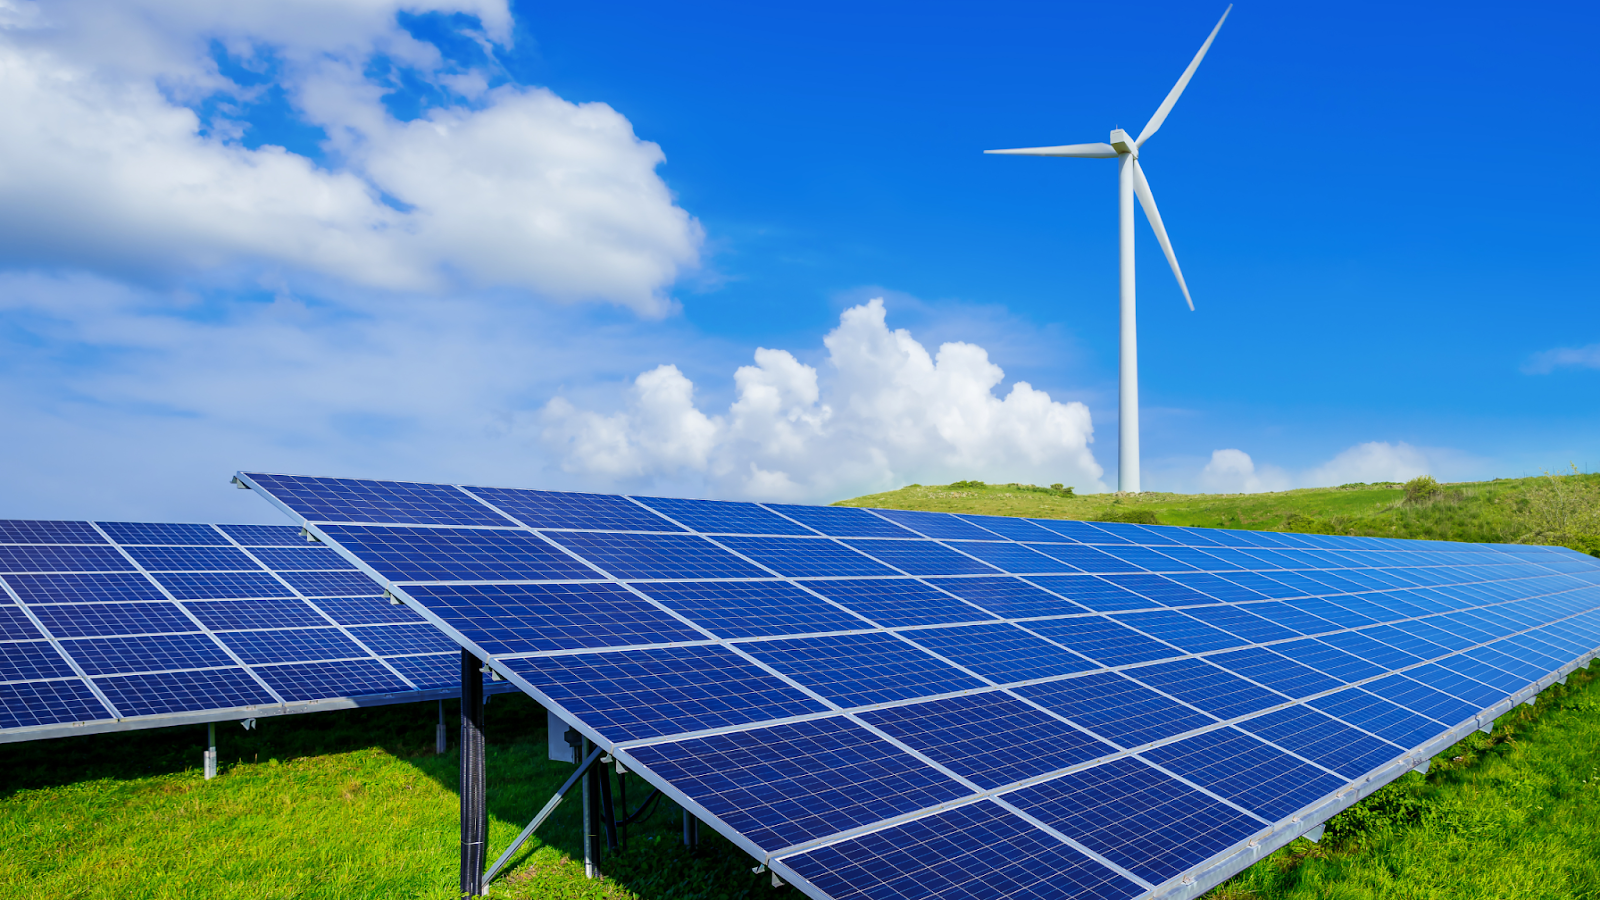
[1304,441,1431,486]
[0,0,700,314]
[1198,449,1291,494]
[1523,344,1600,375]
[540,298,1106,501]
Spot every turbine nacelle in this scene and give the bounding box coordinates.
[1108,129,1136,156]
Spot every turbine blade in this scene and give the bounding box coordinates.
[1136,5,1232,147]
[984,143,1118,158]
[1132,159,1194,310]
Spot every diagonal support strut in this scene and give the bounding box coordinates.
[483,745,605,885]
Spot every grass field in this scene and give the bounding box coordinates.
[4,474,1598,898]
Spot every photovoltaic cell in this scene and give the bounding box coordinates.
[217,628,369,665]
[1140,726,1348,820]
[940,541,1082,574]
[151,571,296,600]
[783,801,1142,900]
[98,522,229,546]
[28,602,197,638]
[1235,705,1401,779]
[628,717,969,852]
[742,632,987,708]
[278,570,384,597]
[3,573,168,604]
[245,546,357,571]
[1113,610,1248,654]
[0,546,135,573]
[1124,659,1285,722]
[543,531,771,580]
[183,599,329,631]
[1025,576,1157,614]
[1024,544,1138,573]
[1004,755,1263,886]
[0,520,107,544]
[714,537,900,578]
[471,486,681,532]
[404,581,708,653]
[254,659,412,701]
[839,539,1001,577]
[216,524,304,546]
[859,691,1115,789]
[899,623,1098,682]
[921,577,1089,618]
[954,514,1068,543]
[316,525,600,582]
[0,679,110,728]
[761,504,916,538]
[94,668,276,716]
[63,633,236,675]
[1016,671,1219,748]
[1024,618,1180,669]
[1097,574,1221,608]
[632,496,814,536]
[634,581,871,638]
[126,545,261,572]
[242,474,508,526]
[798,579,994,628]
[868,508,1000,541]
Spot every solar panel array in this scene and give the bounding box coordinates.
[239,473,1600,900]
[0,519,475,741]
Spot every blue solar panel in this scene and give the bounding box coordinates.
[628,717,969,852]
[126,545,261,572]
[184,599,329,630]
[62,633,236,675]
[253,659,412,701]
[151,571,295,600]
[742,632,987,708]
[243,474,509,526]
[278,570,384,597]
[316,525,599,582]
[762,504,916,538]
[0,521,107,544]
[1015,670,1220,747]
[93,668,275,716]
[383,653,463,689]
[784,801,1142,900]
[797,579,995,628]
[503,645,829,743]
[472,486,681,532]
[1024,576,1157,613]
[1234,705,1401,779]
[542,531,769,580]
[899,623,1098,682]
[868,508,999,541]
[941,540,1081,574]
[246,546,357,571]
[402,581,706,653]
[28,602,197,638]
[954,514,1070,542]
[216,524,304,546]
[1140,726,1348,820]
[839,538,1001,576]
[1023,617,1180,668]
[347,623,458,656]
[715,536,900,578]
[218,628,368,664]
[97,522,229,546]
[1114,610,1247,654]
[2,572,166,604]
[1125,658,1285,721]
[921,577,1089,618]
[1003,756,1263,886]
[0,518,489,741]
[0,679,111,728]
[631,495,814,535]
[0,546,135,573]
[236,472,1600,900]
[859,692,1115,789]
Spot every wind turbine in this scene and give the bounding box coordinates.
[986,6,1230,493]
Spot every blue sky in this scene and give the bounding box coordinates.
[0,0,1595,522]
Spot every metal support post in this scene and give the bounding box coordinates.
[617,766,628,848]
[459,651,488,898]
[599,756,619,852]
[204,722,217,780]
[436,699,447,754]
[582,738,599,878]
[683,808,699,849]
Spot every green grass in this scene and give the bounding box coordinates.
[837,473,1600,553]
[0,693,783,900]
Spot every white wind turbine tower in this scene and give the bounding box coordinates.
[987,6,1231,493]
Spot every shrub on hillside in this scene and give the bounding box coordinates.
[1095,508,1160,525]
[1515,466,1600,557]
[1403,475,1442,504]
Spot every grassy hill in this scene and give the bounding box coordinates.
[836,470,1600,556]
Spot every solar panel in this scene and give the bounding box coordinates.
[235,472,1600,900]
[0,519,506,740]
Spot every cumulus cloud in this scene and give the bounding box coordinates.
[1523,344,1600,375]
[1304,441,1432,486]
[0,0,700,313]
[1198,449,1291,494]
[541,299,1106,501]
